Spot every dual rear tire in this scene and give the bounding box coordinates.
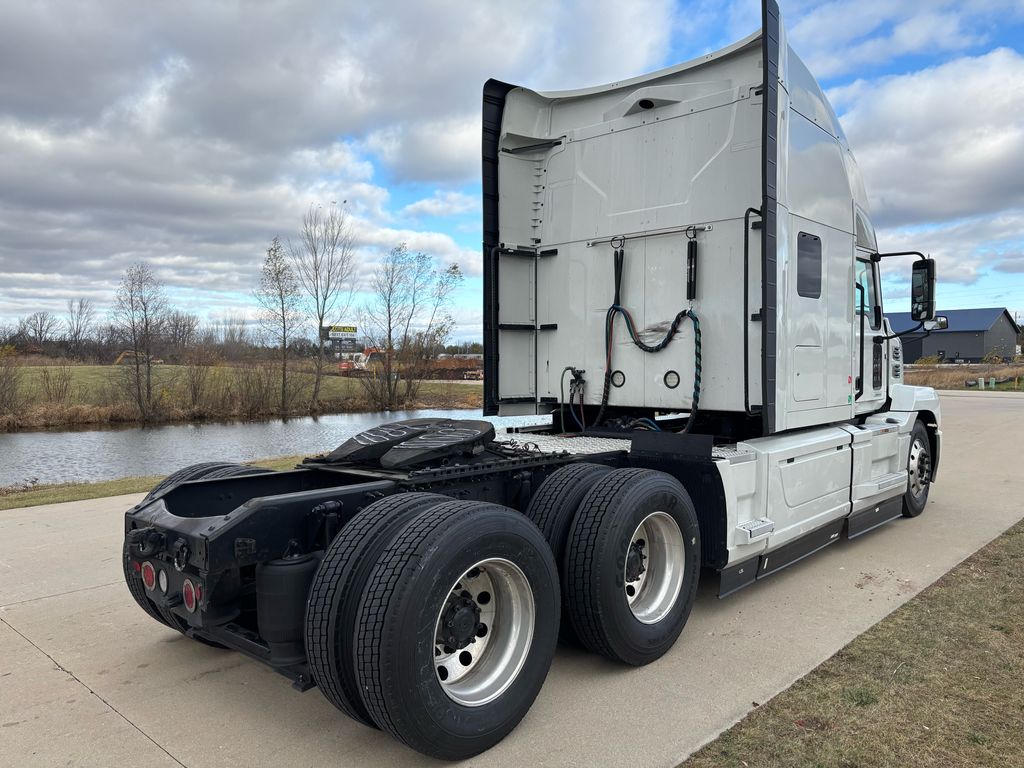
[527,464,702,665]
[305,496,559,760]
[299,465,699,758]
[562,468,701,666]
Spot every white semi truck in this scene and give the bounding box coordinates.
[122,1,944,759]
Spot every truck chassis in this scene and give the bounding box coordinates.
[124,415,937,759]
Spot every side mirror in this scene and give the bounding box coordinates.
[911,259,936,321]
[924,316,948,332]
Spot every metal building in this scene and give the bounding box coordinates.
[888,308,1020,362]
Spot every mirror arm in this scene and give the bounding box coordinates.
[873,322,925,343]
[871,250,927,262]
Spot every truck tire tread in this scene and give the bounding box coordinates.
[563,468,700,665]
[142,462,237,502]
[524,461,611,644]
[305,492,447,726]
[354,499,559,759]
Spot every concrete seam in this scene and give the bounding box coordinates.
[0,580,121,609]
[0,614,189,768]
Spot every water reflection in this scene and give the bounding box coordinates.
[0,410,548,486]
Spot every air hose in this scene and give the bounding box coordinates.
[589,246,703,433]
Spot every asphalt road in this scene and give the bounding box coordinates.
[1,391,1021,768]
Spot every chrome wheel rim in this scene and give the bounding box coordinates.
[908,437,931,499]
[624,511,685,624]
[433,558,534,707]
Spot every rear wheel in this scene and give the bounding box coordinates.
[141,461,237,503]
[354,500,559,760]
[524,462,611,643]
[563,468,700,666]
[199,464,273,480]
[305,492,448,727]
[902,421,932,517]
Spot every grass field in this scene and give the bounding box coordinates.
[905,363,1024,391]
[2,363,482,431]
[16,364,478,403]
[682,520,1024,768]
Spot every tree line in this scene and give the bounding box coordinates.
[0,204,465,420]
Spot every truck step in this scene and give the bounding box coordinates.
[736,518,775,541]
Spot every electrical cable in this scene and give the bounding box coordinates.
[576,384,586,430]
[636,417,661,431]
[559,366,573,434]
[589,246,703,433]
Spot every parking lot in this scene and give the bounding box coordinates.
[1,391,1021,768]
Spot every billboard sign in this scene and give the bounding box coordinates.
[322,324,357,341]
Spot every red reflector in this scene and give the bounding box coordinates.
[182,579,197,613]
[194,584,203,602]
[132,561,142,573]
[141,561,157,591]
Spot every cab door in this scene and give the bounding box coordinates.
[854,254,885,413]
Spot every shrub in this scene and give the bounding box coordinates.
[0,346,23,414]
[40,361,73,404]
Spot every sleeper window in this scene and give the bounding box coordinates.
[797,232,821,299]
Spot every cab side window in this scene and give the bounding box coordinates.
[855,258,880,330]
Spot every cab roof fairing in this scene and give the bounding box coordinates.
[778,38,877,248]
[492,18,874,235]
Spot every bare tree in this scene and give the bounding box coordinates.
[289,203,356,409]
[255,236,302,414]
[216,312,252,360]
[359,244,462,410]
[165,311,200,353]
[19,311,58,348]
[64,298,95,360]
[111,263,168,419]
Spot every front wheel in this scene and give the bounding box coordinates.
[354,500,559,760]
[902,421,932,517]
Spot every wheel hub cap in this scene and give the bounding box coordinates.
[908,437,931,498]
[624,511,686,625]
[440,596,481,650]
[433,558,535,707]
[625,540,647,583]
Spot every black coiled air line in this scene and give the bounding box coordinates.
[586,240,702,433]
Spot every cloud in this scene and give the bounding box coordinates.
[833,48,1024,229]
[0,0,677,338]
[787,0,1024,79]
[993,255,1024,274]
[401,191,479,218]
[364,116,480,183]
[876,211,1024,291]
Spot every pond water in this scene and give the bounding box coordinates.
[0,409,548,487]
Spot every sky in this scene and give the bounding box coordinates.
[0,0,1023,341]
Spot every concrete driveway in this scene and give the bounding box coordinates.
[1,391,1021,768]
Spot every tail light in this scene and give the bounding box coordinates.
[141,561,157,591]
[182,579,198,613]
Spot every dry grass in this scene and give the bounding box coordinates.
[905,364,1024,391]
[681,520,1024,768]
[0,454,305,511]
[2,364,482,431]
